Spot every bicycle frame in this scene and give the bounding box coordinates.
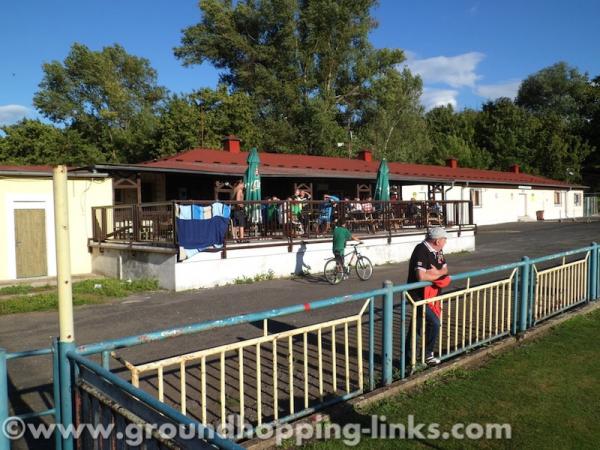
[344,246,361,268]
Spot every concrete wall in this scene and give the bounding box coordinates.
[91,247,177,290]
[0,176,113,282]
[174,229,475,291]
[403,184,584,226]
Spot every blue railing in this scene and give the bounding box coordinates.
[1,242,598,449]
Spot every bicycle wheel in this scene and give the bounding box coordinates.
[355,256,373,281]
[324,259,344,285]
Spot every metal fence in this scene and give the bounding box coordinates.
[406,270,516,370]
[2,243,599,449]
[91,199,473,249]
[121,300,370,433]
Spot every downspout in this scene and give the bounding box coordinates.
[444,180,456,198]
[443,181,456,228]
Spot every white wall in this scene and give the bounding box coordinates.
[0,176,113,281]
[401,184,585,226]
[443,186,584,225]
[174,229,475,291]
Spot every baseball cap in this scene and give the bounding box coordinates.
[427,227,447,240]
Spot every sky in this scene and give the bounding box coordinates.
[1,0,600,125]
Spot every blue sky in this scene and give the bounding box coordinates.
[2,0,599,125]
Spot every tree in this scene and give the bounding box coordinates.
[152,87,260,158]
[475,98,541,173]
[174,0,405,155]
[359,67,430,162]
[33,43,166,162]
[0,119,103,165]
[425,105,491,168]
[516,62,595,183]
[516,62,591,125]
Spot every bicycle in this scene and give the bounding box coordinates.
[323,243,374,285]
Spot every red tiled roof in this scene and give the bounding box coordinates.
[139,147,575,188]
[0,165,54,173]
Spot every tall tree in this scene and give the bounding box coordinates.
[359,67,430,162]
[174,0,405,155]
[516,62,591,125]
[425,105,491,168]
[516,62,596,184]
[33,43,166,162]
[152,87,260,158]
[475,98,541,173]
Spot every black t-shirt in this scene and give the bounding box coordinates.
[406,241,447,300]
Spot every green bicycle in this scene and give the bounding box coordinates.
[324,243,374,285]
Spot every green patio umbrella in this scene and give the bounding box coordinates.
[244,147,262,223]
[374,158,390,201]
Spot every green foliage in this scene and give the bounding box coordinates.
[359,68,430,162]
[475,97,542,173]
[232,270,275,284]
[0,278,159,315]
[516,62,597,184]
[0,119,103,165]
[175,0,405,155]
[426,105,491,168]
[0,285,35,295]
[33,43,166,162]
[516,61,591,123]
[72,278,159,296]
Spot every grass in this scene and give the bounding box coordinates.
[305,308,600,449]
[233,270,275,284]
[0,284,52,295]
[0,278,159,315]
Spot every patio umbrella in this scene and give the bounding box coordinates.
[244,147,262,223]
[374,158,390,201]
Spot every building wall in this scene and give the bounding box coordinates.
[0,176,113,282]
[402,184,584,226]
[174,229,475,290]
[91,247,176,289]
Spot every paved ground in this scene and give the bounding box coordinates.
[2,220,600,448]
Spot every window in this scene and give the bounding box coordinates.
[470,189,482,207]
[554,191,562,205]
[574,193,582,206]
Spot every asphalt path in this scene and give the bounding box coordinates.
[2,219,600,449]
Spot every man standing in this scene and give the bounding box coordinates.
[406,227,449,366]
[318,194,339,235]
[231,179,247,242]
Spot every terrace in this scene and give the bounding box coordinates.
[90,199,474,259]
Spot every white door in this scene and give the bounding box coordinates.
[518,194,527,217]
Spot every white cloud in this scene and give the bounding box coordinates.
[421,88,459,111]
[405,52,485,88]
[0,104,30,125]
[474,80,521,100]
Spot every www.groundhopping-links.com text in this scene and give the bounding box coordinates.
[2,414,511,446]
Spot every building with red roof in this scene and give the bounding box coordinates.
[87,135,584,225]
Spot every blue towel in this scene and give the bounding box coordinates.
[212,202,224,217]
[222,204,231,219]
[177,216,229,250]
[192,205,204,220]
[178,205,192,220]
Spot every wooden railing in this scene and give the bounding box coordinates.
[91,199,473,248]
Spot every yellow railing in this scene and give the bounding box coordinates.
[533,254,589,322]
[119,300,370,431]
[406,270,516,369]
